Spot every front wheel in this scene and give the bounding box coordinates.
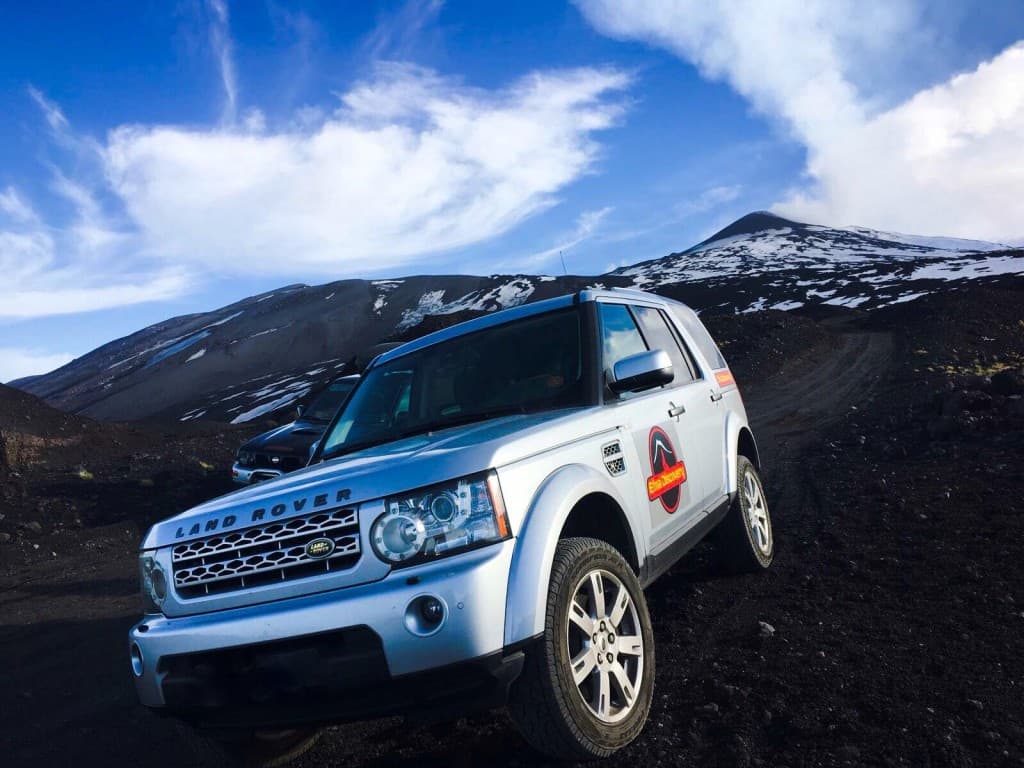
[509,537,655,760]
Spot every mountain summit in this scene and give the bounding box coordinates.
[691,211,802,249]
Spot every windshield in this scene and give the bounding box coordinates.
[304,378,358,422]
[320,308,588,459]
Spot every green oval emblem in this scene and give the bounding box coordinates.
[305,537,335,559]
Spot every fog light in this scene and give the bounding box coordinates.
[130,642,144,677]
[404,594,447,637]
[420,596,444,625]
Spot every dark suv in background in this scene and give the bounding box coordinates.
[232,374,359,484]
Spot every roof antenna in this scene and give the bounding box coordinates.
[559,249,568,276]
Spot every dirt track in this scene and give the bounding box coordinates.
[2,306,1021,767]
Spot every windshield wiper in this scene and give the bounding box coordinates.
[320,436,394,462]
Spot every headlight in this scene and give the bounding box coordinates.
[139,555,167,614]
[237,451,253,466]
[371,472,511,567]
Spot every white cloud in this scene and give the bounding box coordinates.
[778,43,1024,240]
[102,63,630,276]
[0,269,189,320]
[576,0,1024,241]
[0,348,75,384]
[8,2,629,324]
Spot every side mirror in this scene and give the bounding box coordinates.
[609,349,674,394]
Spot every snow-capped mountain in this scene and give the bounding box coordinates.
[12,212,1023,423]
[613,212,1021,313]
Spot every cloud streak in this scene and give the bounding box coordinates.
[364,0,445,61]
[576,0,1024,241]
[0,95,191,320]
[512,206,614,271]
[207,0,238,123]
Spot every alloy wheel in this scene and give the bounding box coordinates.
[565,569,645,724]
[743,469,772,555]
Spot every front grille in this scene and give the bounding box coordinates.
[171,507,361,598]
[251,453,305,472]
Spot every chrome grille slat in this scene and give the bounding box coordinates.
[170,506,361,599]
[172,508,357,563]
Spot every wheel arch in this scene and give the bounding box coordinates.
[503,464,643,647]
[725,413,761,494]
[559,492,640,573]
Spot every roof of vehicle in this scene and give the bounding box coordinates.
[371,287,688,368]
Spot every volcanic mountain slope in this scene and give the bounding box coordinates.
[11,212,1024,424]
[11,274,625,424]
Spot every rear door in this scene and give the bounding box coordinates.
[596,301,704,552]
[630,305,724,515]
[666,304,733,504]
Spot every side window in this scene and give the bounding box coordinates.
[598,303,648,374]
[632,306,696,385]
[669,304,727,371]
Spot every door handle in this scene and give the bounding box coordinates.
[668,402,686,417]
[710,389,723,403]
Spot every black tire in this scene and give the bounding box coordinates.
[716,455,774,572]
[202,728,322,768]
[509,537,655,760]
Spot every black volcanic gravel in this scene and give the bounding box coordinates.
[0,280,1022,767]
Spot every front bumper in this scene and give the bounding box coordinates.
[130,539,516,724]
[231,462,283,485]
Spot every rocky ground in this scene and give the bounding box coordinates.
[0,278,1022,767]
[0,385,263,552]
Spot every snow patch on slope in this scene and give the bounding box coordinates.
[397,278,537,330]
[230,388,312,424]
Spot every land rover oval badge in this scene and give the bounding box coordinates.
[305,537,335,559]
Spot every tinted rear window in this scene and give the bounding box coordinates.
[668,305,727,371]
[632,306,696,385]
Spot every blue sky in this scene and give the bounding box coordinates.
[2,0,1023,382]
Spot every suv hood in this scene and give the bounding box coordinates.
[239,420,326,455]
[143,406,608,549]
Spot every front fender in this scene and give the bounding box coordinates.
[503,463,641,646]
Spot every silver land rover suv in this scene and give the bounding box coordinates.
[130,288,774,764]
